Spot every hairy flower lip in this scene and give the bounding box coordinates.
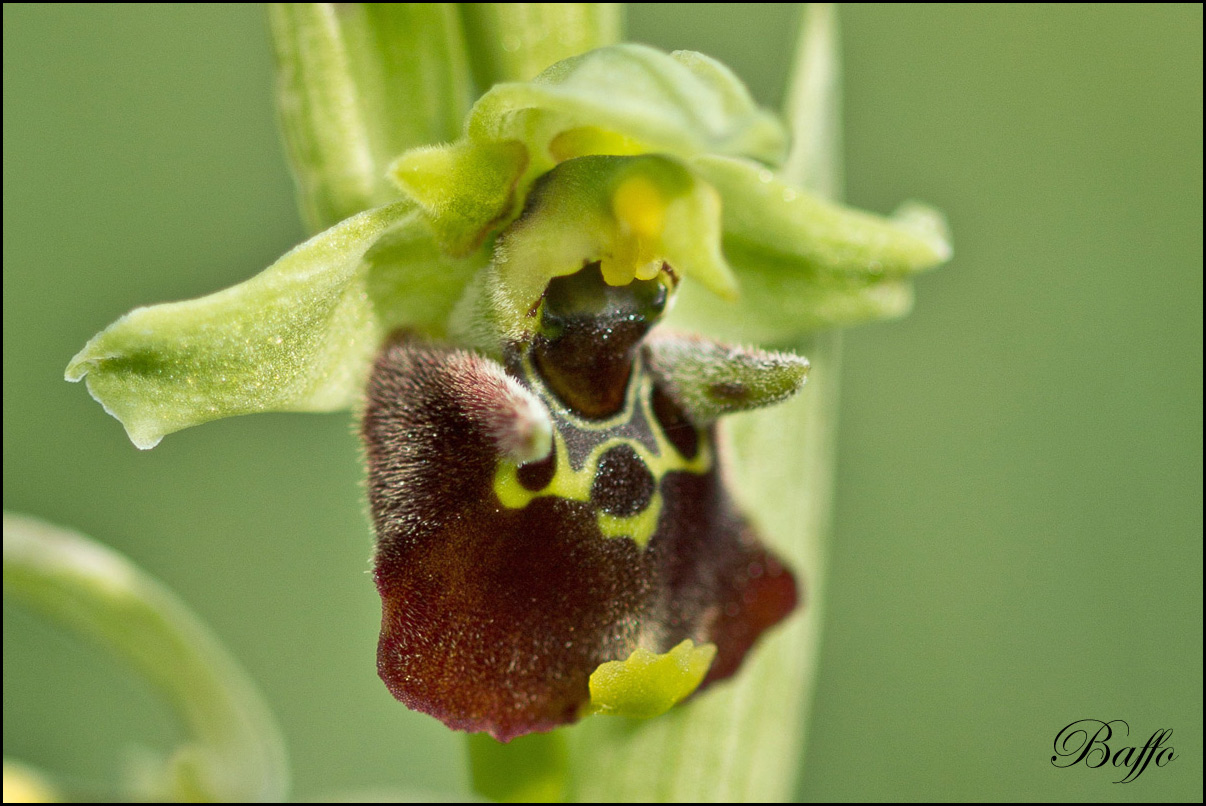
[365,312,803,740]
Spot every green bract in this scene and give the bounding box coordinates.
[67,42,949,448]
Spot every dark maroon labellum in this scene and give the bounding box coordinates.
[363,263,801,741]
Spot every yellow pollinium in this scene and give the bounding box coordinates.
[585,639,717,719]
[601,175,669,286]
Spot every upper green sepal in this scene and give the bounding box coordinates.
[471,45,787,166]
[389,44,788,256]
[66,203,483,448]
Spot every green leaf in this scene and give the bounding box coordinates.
[270,3,474,232]
[3,514,288,802]
[693,154,951,281]
[459,3,623,86]
[781,1,844,199]
[66,202,477,449]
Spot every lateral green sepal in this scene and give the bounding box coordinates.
[691,154,952,282]
[66,203,482,448]
[662,154,950,341]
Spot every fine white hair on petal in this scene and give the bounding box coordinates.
[453,357,553,465]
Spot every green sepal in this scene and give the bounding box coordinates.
[470,45,787,167]
[365,218,488,335]
[585,640,717,719]
[269,3,473,232]
[66,203,482,448]
[666,272,915,345]
[388,44,787,254]
[662,154,949,342]
[692,154,952,282]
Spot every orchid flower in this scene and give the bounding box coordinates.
[63,4,948,800]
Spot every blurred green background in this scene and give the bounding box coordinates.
[4,4,1201,801]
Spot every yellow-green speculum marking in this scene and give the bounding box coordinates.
[493,351,711,549]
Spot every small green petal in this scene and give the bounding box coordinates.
[65,202,464,449]
[586,640,717,719]
[645,337,810,424]
[388,140,528,256]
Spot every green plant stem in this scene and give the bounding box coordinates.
[270,3,474,232]
[458,3,622,86]
[2,514,288,803]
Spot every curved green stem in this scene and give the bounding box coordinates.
[2,513,288,802]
